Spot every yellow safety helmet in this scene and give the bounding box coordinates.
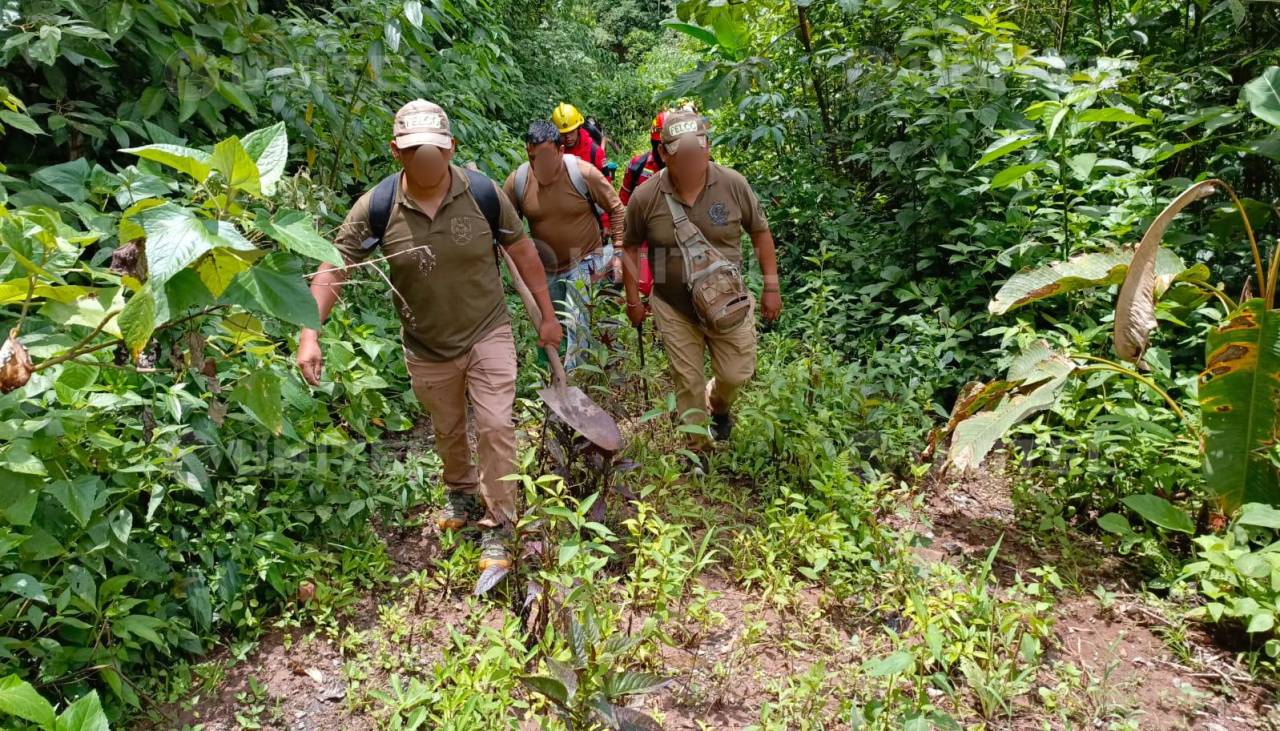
[551,102,585,134]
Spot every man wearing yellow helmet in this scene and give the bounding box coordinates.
[552,102,608,177]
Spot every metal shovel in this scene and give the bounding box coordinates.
[500,248,623,453]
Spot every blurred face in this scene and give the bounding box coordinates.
[526,140,563,181]
[391,140,455,188]
[659,136,709,183]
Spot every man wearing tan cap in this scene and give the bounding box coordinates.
[296,100,562,571]
[621,111,782,450]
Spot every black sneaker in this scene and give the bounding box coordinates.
[711,412,734,441]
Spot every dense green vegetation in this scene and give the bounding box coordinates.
[2,0,1280,728]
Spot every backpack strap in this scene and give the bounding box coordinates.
[463,167,501,243]
[361,172,400,250]
[513,162,530,218]
[624,152,650,195]
[660,171,731,286]
[563,154,605,220]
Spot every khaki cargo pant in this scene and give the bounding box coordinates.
[651,295,757,430]
[404,324,518,528]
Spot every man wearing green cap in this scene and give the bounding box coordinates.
[621,110,782,448]
[296,99,562,571]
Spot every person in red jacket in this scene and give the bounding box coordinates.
[618,111,670,297]
[552,103,608,176]
[620,111,667,205]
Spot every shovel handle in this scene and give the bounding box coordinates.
[499,247,568,388]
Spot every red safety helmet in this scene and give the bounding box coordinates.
[649,111,667,142]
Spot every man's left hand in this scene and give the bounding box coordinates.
[761,289,783,323]
[537,318,564,349]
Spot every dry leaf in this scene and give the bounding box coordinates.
[0,330,33,394]
[1114,180,1220,363]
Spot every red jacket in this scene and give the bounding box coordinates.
[620,151,661,204]
[620,151,663,296]
[563,128,607,173]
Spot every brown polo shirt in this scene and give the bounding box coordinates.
[503,157,625,274]
[622,162,770,321]
[334,165,525,362]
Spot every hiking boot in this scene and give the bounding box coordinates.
[437,491,480,531]
[478,528,513,571]
[710,412,734,441]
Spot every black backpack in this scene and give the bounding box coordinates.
[583,117,605,147]
[624,151,651,195]
[360,168,501,251]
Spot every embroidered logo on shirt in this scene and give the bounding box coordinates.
[708,201,729,226]
[451,217,474,246]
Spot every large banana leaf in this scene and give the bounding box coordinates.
[989,248,1198,315]
[943,342,1076,473]
[1199,298,1280,511]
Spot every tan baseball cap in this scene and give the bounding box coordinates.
[661,111,708,154]
[393,99,452,149]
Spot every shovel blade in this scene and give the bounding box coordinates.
[538,384,623,452]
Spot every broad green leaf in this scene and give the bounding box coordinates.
[0,110,43,136]
[215,80,256,116]
[1121,494,1194,534]
[1199,299,1280,512]
[1076,107,1150,125]
[404,0,423,28]
[231,368,284,435]
[0,674,55,728]
[946,342,1075,472]
[118,282,159,359]
[0,470,40,526]
[252,210,342,266]
[56,690,108,731]
[0,282,93,305]
[196,247,255,297]
[33,158,91,201]
[120,143,211,182]
[602,670,668,697]
[1248,612,1275,634]
[209,136,261,196]
[519,675,568,706]
[1243,67,1280,128]
[48,476,105,528]
[863,650,914,677]
[988,161,1045,189]
[660,20,717,47]
[135,203,252,285]
[1097,512,1132,535]
[711,12,750,59]
[1067,152,1097,179]
[1,573,48,603]
[241,122,288,195]
[185,574,212,632]
[989,248,1192,315]
[1238,503,1280,529]
[970,132,1040,170]
[222,253,320,329]
[113,614,164,646]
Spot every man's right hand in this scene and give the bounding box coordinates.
[626,300,648,326]
[297,331,323,386]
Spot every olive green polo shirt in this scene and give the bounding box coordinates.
[622,162,770,321]
[334,165,526,362]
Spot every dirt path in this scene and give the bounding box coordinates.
[915,459,1277,729]
[143,447,1280,730]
